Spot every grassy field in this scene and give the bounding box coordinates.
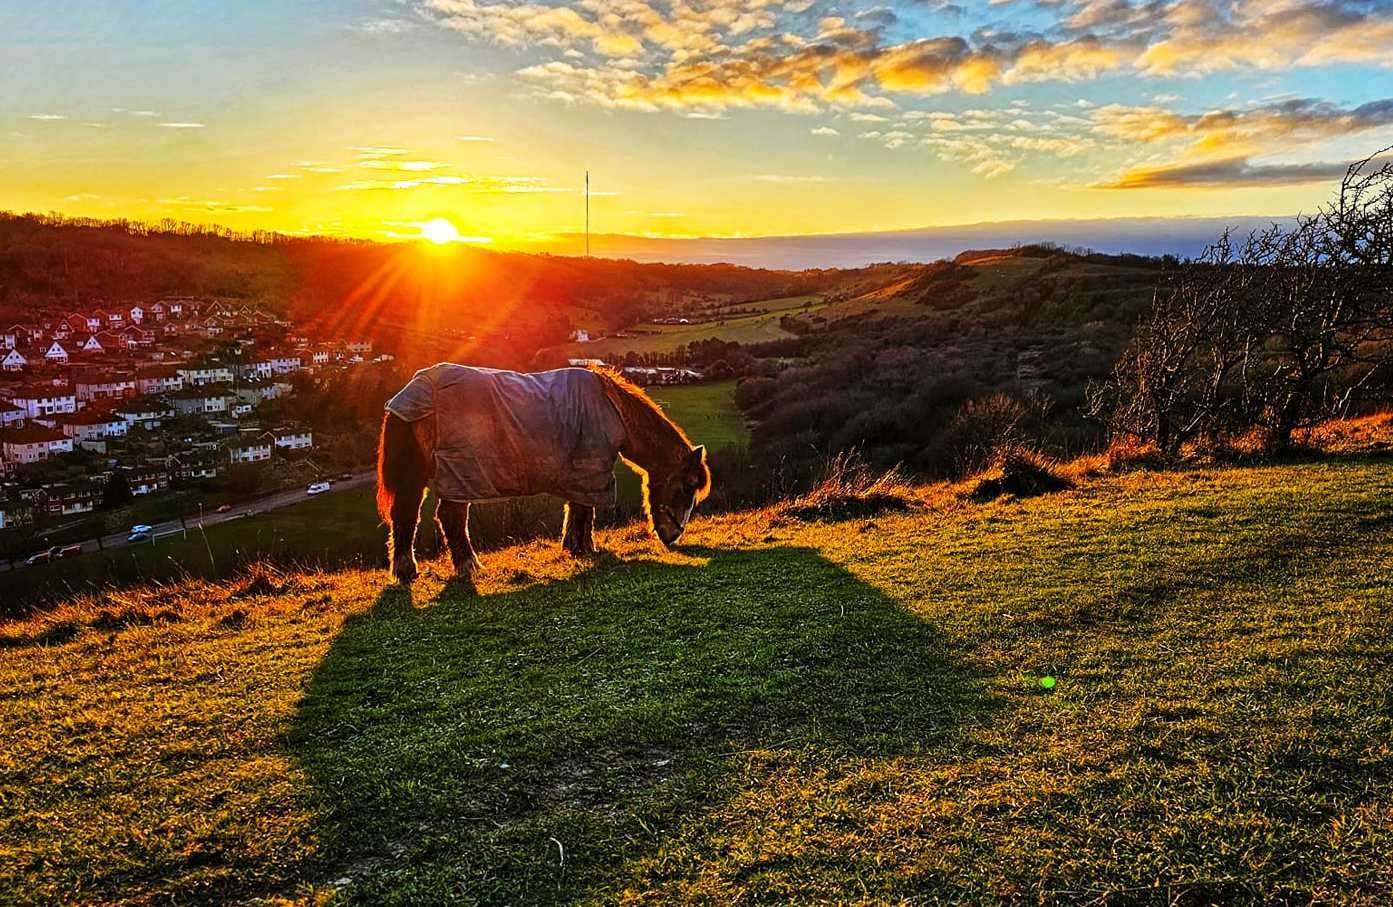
[3,453,1392,903]
[3,382,747,611]
[554,296,825,357]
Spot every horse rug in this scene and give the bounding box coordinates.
[385,364,626,507]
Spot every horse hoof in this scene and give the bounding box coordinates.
[393,564,418,586]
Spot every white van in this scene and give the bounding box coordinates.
[306,481,332,496]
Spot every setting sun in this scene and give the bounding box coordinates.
[418,218,462,245]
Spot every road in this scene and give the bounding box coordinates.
[1,470,375,571]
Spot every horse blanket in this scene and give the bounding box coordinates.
[385,364,626,506]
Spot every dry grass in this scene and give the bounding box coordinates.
[963,448,1074,502]
[781,451,920,521]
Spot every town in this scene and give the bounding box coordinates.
[0,298,386,563]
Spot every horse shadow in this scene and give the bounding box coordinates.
[289,545,994,902]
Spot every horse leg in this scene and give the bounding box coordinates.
[561,503,597,556]
[436,499,481,575]
[388,483,426,585]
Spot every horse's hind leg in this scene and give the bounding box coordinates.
[561,503,596,556]
[436,499,481,576]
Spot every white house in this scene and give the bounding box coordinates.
[171,390,231,416]
[237,360,274,381]
[136,365,184,396]
[75,374,137,402]
[177,363,234,386]
[2,349,26,372]
[1,329,15,350]
[0,401,25,427]
[346,339,373,354]
[129,304,145,324]
[226,437,272,464]
[0,426,74,465]
[268,353,302,374]
[56,410,129,450]
[7,386,77,419]
[148,302,167,322]
[44,341,69,364]
[113,398,175,430]
[266,426,313,451]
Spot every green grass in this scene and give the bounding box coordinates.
[554,296,825,357]
[3,457,1393,903]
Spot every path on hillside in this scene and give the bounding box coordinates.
[0,471,375,572]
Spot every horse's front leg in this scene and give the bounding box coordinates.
[561,503,597,556]
[435,499,481,576]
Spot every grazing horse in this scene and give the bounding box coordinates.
[377,363,711,585]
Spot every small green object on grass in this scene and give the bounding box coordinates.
[1040,676,1056,690]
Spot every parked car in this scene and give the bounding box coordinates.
[56,544,83,558]
[130,524,153,535]
[306,481,332,495]
[127,529,153,543]
[335,472,353,481]
[24,547,58,567]
[215,503,232,513]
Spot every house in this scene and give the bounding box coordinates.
[2,350,26,372]
[310,349,333,366]
[0,426,74,465]
[6,385,77,419]
[170,451,220,482]
[72,334,105,355]
[74,373,137,402]
[113,397,175,430]
[177,363,234,386]
[231,401,254,417]
[136,365,183,396]
[267,353,302,374]
[346,339,373,354]
[54,409,129,450]
[43,341,69,364]
[129,304,145,324]
[568,358,606,367]
[170,388,232,416]
[236,359,273,381]
[265,425,313,451]
[1,329,15,350]
[121,465,169,496]
[0,401,25,427]
[226,436,272,465]
[122,325,155,347]
[65,312,97,334]
[569,329,591,343]
[38,483,100,516]
[148,302,167,322]
[97,308,125,329]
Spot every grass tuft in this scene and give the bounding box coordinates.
[783,451,919,521]
[964,448,1073,501]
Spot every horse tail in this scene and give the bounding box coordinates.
[377,412,426,522]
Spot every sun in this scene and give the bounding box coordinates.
[418,217,462,245]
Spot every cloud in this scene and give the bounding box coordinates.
[455,135,496,142]
[418,0,1393,116]
[810,126,839,136]
[29,114,66,121]
[1098,156,1352,189]
[1091,97,1393,157]
[159,122,205,129]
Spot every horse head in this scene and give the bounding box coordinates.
[647,444,711,547]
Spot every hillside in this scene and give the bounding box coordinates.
[3,450,1392,903]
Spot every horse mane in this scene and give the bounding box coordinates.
[589,365,694,452]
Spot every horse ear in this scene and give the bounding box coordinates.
[689,445,706,467]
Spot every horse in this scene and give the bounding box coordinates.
[376,363,711,585]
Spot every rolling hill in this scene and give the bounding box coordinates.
[3,436,1392,904]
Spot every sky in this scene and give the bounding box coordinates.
[3,0,1393,255]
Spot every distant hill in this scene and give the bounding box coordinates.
[522,216,1297,269]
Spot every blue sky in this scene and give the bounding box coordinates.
[3,0,1392,246]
